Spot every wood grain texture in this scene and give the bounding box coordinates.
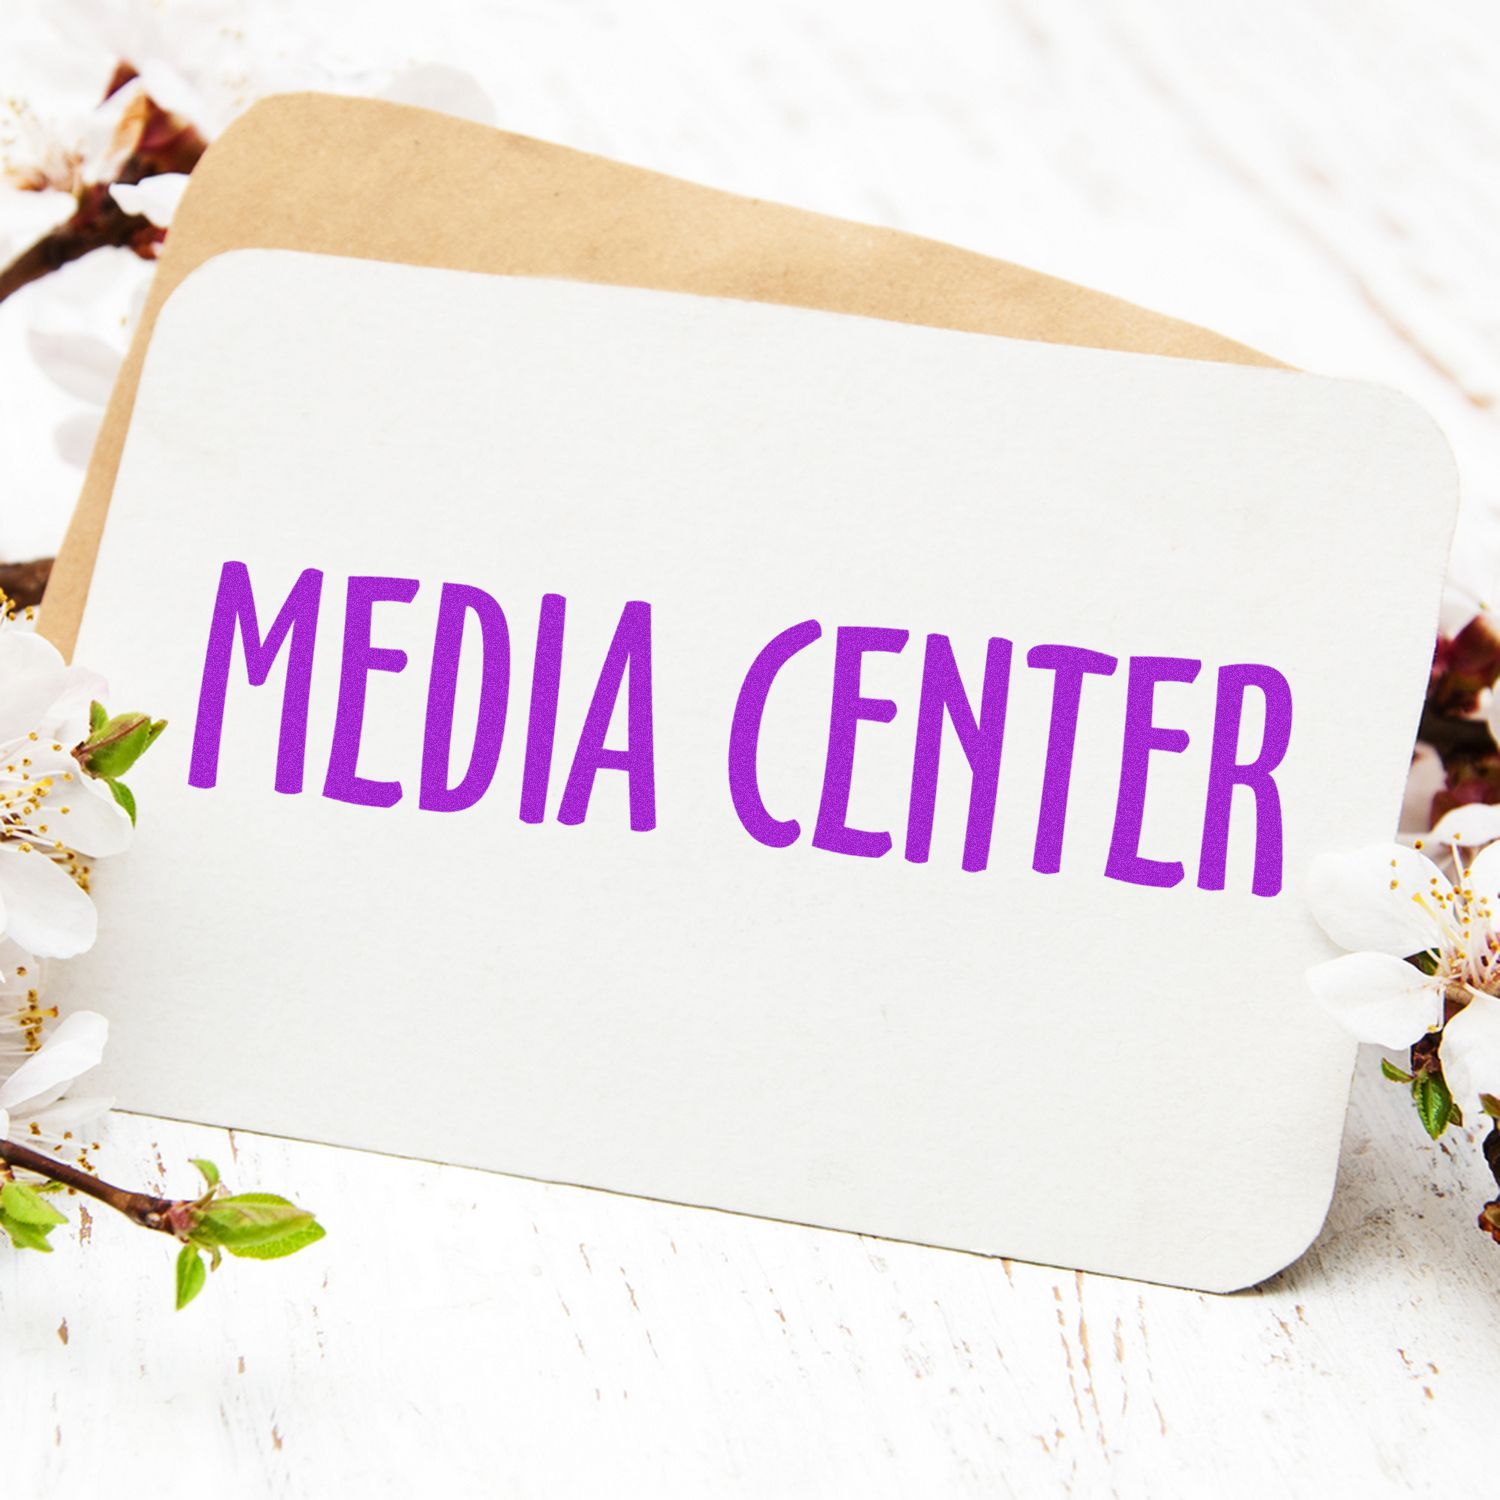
[5,0,1500,1493]
[7,1066,1500,1498]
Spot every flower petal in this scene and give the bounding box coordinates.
[1459,839,1500,912]
[1486,693,1500,756]
[54,410,103,470]
[1306,844,1453,958]
[1306,952,1443,1047]
[379,64,496,126]
[24,1091,112,1141]
[109,172,190,230]
[1441,991,1500,1111]
[37,774,132,859]
[0,937,41,1001]
[77,77,145,182]
[0,846,96,958]
[25,326,120,407]
[0,630,70,744]
[1430,804,1500,852]
[0,1009,107,1113]
[1400,743,1446,835]
[39,663,110,746]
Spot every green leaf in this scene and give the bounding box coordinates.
[227,1217,326,1261]
[0,1210,57,1251]
[0,1182,67,1251]
[84,718,153,779]
[1482,1093,1500,1119]
[89,700,107,734]
[107,779,136,824]
[1413,1070,1455,1139]
[191,1158,220,1190]
[146,719,168,749]
[1,1180,67,1227]
[1381,1058,1415,1085]
[175,1245,208,1310]
[182,1231,224,1271]
[197,1193,317,1253]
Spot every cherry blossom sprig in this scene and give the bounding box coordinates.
[1,5,497,515]
[0,60,204,308]
[1307,826,1500,1240]
[0,589,324,1307]
[1418,611,1500,820]
[0,13,493,1308]
[0,1142,325,1311]
[1310,554,1500,1244]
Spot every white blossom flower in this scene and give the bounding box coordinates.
[0,936,52,1075]
[1441,991,1500,1118]
[1307,839,1500,1110]
[1426,495,1500,757]
[30,0,305,141]
[108,170,189,229]
[1396,801,1500,884]
[23,244,154,468]
[0,935,109,1151]
[0,999,110,1149]
[1,69,148,203]
[0,623,130,958]
[3,0,496,500]
[1427,803,1500,854]
[374,64,496,127]
[1399,742,1447,837]
[1,924,111,1146]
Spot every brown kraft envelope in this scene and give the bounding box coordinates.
[40,92,1279,658]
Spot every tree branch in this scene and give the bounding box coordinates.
[0,190,159,307]
[0,1136,182,1234]
[0,558,52,610]
[1419,705,1494,763]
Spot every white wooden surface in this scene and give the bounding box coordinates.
[5,0,1500,1494]
[11,1069,1500,1497]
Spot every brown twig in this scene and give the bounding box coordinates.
[0,234,85,305]
[0,557,53,610]
[0,186,159,307]
[1420,705,1495,763]
[0,77,208,309]
[0,1136,182,1233]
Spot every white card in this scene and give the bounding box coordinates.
[59,250,1455,1290]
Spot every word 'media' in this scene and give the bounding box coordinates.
[188,564,1294,895]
